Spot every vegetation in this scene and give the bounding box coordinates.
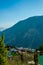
[0,33,8,65]
[39,44,43,55]
[0,33,43,65]
[0,34,31,65]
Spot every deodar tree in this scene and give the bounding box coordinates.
[0,33,8,65]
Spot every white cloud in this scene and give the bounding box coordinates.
[0,22,15,31]
[0,27,4,31]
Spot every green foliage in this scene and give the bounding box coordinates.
[0,33,8,65]
[11,51,18,56]
[39,45,43,51]
[39,44,43,55]
[0,40,7,56]
[0,54,8,65]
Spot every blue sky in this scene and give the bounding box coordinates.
[0,0,43,30]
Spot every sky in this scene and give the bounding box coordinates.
[0,0,43,31]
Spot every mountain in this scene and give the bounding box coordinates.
[2,16,43,49]
[0,31,2,36]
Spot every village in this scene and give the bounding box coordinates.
[6,45,40,65]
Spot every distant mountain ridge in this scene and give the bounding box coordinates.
[1,16,43,49]
[0,31,2,36]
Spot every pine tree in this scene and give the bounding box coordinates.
[0,33,8,65]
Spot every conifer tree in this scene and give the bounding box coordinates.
[0,33,8,65]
